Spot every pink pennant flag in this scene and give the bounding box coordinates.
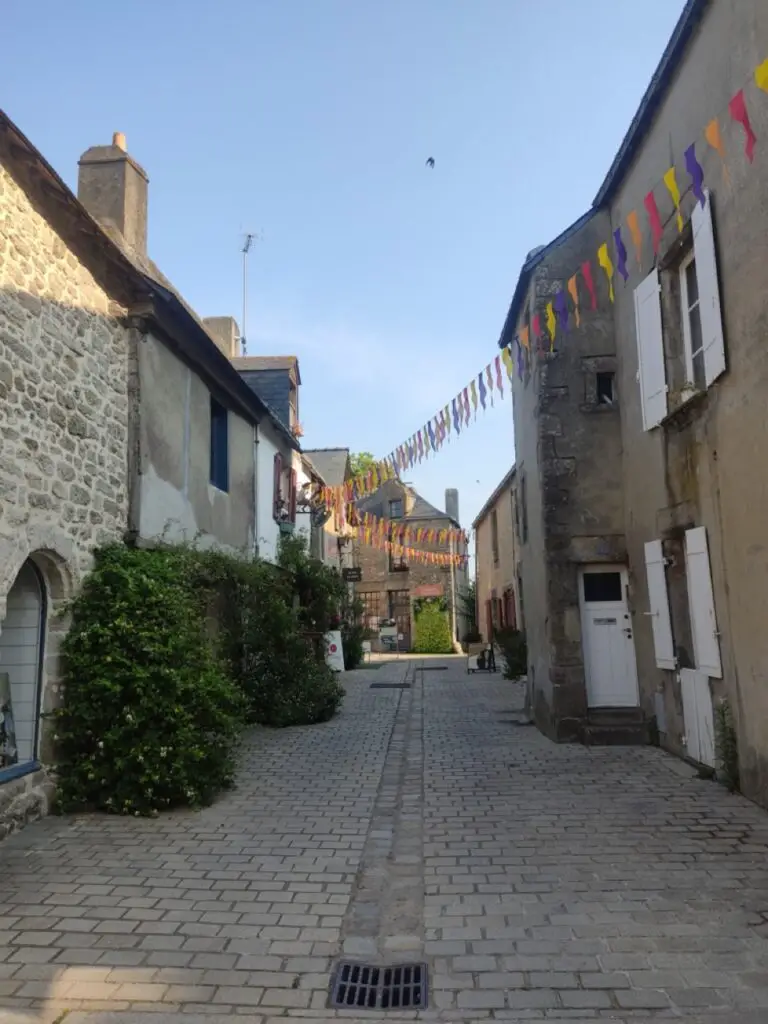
[729,89,757,163]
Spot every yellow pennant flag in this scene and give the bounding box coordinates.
[756,57,768,93]
[470,379,478,415]
[597,243,615,303]
[519,325,530,349]
[567,275,580,327]
[546,301,556,350]
[501,345,514,380]
[663,167,684,232]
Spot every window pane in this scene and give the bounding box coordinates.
[389,499,403,519]
[692,348,706,391]
[685,258,699,308]
[583,572,622,603]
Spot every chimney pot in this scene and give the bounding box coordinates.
[112,132,127,151]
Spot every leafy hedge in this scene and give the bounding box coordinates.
[413,597,453,654]
[54,547,244,816]
[54,537,347,816]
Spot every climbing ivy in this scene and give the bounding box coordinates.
[413,597,452,654]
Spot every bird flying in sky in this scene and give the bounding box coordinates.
[425,157,435,168]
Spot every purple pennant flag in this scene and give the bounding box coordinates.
[478,371,487,410]
[613,227,629,282]
[452,397,461,434]
[428,420,436,449]
[684,142,706,208]
[553,290,569,335]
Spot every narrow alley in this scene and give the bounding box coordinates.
[1,660,768,1024]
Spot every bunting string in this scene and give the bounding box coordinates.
[367,49,767,477]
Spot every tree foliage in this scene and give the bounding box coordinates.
[349,451,377,477]
[413,597,453,654]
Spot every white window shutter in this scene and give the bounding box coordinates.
[684,526,723,678]
[692,190,726,386]
[643,540,676,669]
[633,270,667,430]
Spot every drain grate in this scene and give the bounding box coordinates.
[420,666,447,671]
[329,961,428,1010]
[370,682,411,689]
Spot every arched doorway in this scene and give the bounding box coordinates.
[0,560,45,769]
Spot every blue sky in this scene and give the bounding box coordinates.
[5,0,686,529]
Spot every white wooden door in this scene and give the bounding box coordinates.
[579,567,639,707]
[0,562,43,764]
[680,668,716,767]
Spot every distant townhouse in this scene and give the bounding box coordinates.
[354,480,469,651]
[473,466,522,643]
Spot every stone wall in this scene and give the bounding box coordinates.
[0,155,133,834]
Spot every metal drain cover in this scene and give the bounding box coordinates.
[370,683,411,689]
[420,666,447,671]
[329,960,428,1010]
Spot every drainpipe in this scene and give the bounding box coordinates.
[253,424,260,557]
[449,534,458,644]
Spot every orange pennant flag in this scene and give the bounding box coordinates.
[705,118,731,185]
[626,210,643,270]
[567,275,580,327]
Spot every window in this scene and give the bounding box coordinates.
[389,549,408,573]
[273,452,283,520]
[491,508,499,566]
[596,371,615,405]
[289,384,299,427]
[634,191,725,431]
[209,397,229,491]
[512,487,519,540]
[520,472,528,543]
[389,498,403,519]
[582,571,622,603]
[680,253,705,391]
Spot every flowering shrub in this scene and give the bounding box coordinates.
[54,546,244,816]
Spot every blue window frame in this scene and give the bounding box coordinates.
[210,397,229,492]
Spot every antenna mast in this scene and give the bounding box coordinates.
[241,233,254,356]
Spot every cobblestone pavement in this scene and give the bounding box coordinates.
[1,657,768,1023]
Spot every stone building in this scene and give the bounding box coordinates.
[500,214,633,742]
[473,466,521,642]
[0,115,298,836]
[499,0,768,801]
[592,0,768,803]
[354,480,468,651]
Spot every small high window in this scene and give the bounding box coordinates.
[389,499,403,519]
[596,372,615,405]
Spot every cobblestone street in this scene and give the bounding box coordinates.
[1,658,768,1023]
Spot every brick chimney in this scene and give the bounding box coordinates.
[78,132,148,254]
[445,488,459,524]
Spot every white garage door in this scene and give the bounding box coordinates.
[0,562,43,765]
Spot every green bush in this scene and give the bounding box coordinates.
[54,546,245,816]
[413,598,452,654]
[53,538,348,816]
[496,627,528,680]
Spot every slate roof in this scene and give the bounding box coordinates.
[356,486,456,527]
[302,448,350,487]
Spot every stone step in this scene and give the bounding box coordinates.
[584,706,653,746]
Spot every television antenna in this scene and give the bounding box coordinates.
[240,231,262,355]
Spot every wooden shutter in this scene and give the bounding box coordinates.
[684,526,722,678]
[273,452,283,520]
[643,540,676,669]
[680,668,716,767]
[633,269,667,430]
[692,190,726,387]
[289,468,297,522]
